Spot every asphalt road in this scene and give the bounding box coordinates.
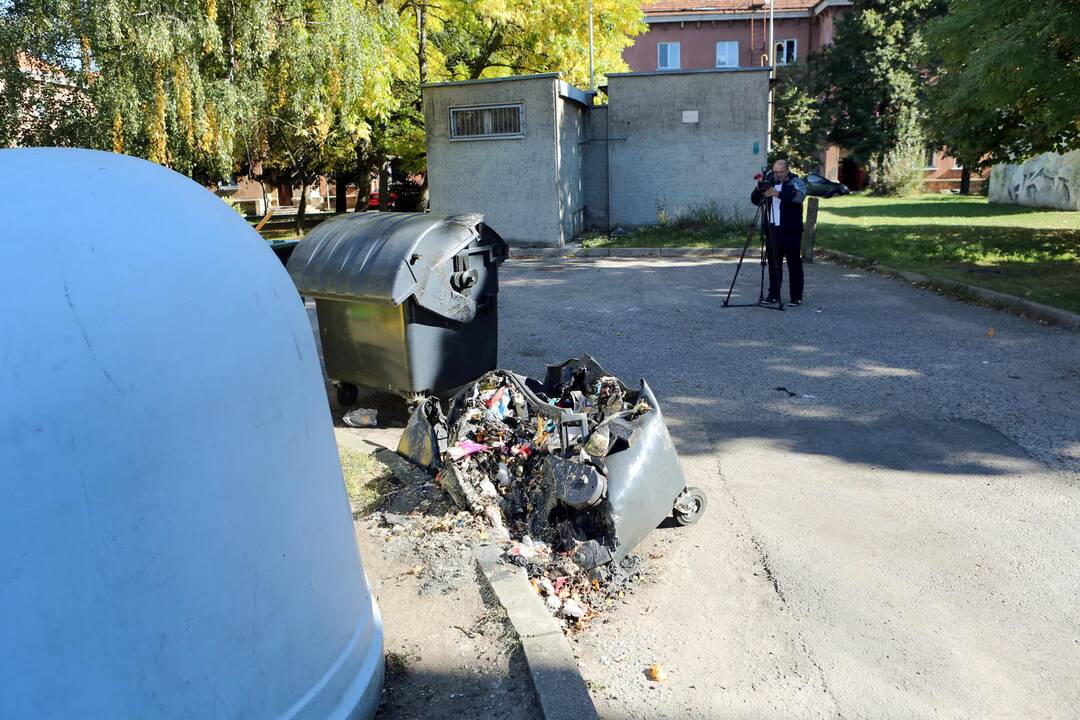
[496,257,1080,719]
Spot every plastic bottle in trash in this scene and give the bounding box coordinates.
[497,463,511,486]
[513,392,528,420]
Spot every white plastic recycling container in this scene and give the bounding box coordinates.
[0,148,384,719]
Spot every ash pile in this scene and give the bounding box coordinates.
[399,355,706,624]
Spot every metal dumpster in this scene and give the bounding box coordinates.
[287,212,509,402]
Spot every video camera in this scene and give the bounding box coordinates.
[755,166,776,191]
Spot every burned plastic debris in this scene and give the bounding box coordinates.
[399,355,707,621]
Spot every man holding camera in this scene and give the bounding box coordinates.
[750,159,807,306]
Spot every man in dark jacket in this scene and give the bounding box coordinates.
[750,159,807,305]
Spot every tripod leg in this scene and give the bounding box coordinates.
[759,216,768,302]
[723,203,763,307]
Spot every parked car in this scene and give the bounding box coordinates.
[805,172,850,198]
[366,190,397,210]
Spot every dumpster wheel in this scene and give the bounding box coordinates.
[673,487,707,526]
[336,383,359,407]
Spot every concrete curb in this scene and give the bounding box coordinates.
[473,545,599,720]
[819,248,1080,332]
[510,245,746,259]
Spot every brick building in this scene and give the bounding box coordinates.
[623,0,983,192]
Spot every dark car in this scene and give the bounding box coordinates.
[805,172,850,198]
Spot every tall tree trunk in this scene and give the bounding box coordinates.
[354,145,374,211]
[418,173,429,211]
[355,179,371,212]
[378,161,390,211]
[417,4,427,86]
[294,180,308,235]
[334,172,348,213]
[959,166,971,195]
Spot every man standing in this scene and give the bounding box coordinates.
[750,159,807,305]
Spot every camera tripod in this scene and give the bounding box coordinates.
[722,196,785,311]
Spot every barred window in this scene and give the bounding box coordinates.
[450,104,524,140]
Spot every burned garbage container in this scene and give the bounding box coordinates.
[400,355,707,570]
[287,212,508,403]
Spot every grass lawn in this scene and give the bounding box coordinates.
[339,446,392,518]
[582,219,746,249]
[815,193,1080,313]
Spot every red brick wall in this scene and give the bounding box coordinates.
[623,8,846,72]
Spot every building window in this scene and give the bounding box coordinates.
[449,104,523,140]
[716,41,739,68]
[775,39,797,65]
[658,42,681,70]
[925,147,938,169]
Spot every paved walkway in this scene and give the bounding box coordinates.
[496,257,1080,719]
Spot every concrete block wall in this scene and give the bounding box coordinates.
[424,75,563,246]
[583,106,609,231]
[606,68,770,228]
[555,89,588,242]
[989,150,1080,211]
[424,68,770,244]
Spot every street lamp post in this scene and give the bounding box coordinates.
[766,0,775,155]
[588,0,596,94]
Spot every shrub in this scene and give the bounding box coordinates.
[872,138,925,196]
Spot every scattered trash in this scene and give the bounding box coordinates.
[343,407,378,428]
[562,598,587,620]
[987,327,996,338]
[398,355,705,624]
[448,439,489,461]
[397,396,445,471]
[646,663,667,682]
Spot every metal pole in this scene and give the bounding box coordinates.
[588,0,596,94]
[766,0,775,154]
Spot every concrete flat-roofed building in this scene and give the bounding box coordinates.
[424,73,589,246]
[423,69,770,247]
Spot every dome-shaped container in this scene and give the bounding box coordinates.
[0,149,383,719]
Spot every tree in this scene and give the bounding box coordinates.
[2,0,399,229]
[0,0,271,182]
[2,0,643,220]
[769,64,820,174]
[430,0,643,89]
[923,0,1080,174]
[257,0,398,230]
[811,0,946,174]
